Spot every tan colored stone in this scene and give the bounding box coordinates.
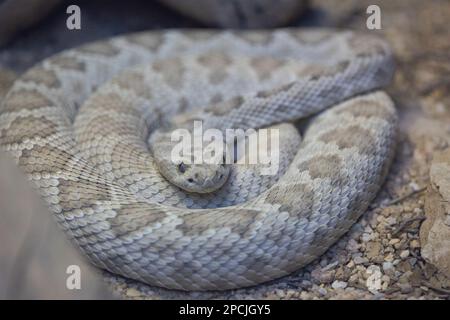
[420,148,450,281]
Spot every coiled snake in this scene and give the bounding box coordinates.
[0,29,397,290]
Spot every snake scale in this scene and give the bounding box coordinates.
[0,28,397,291]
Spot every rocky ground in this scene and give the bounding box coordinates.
[0,0,449,299]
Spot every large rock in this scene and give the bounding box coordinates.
[0,70,112,299]
[158,0,309,28]
[420,148,450,281]
[0,152,114,299]
[0,0,62,47]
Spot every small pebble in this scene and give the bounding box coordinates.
[381,275,391,291]
[331,280,348,289]
[346,239,360,252]
[353,256,368,265]
[366,267,382,293]
[385,217,397,226]
[382,261,394,271]
[301,280,312,287]
[384,253,394,262]
[410,239,420,249]
[126,288,142,297]
[317,287,327,296]
[409,257,417,266]
[361,233,372,242]
[445,215,450,226]
[311,268,335,284]
[409,182,420,191]
[389,238,400,245]
[399,283,414,294]
[400,250,410,259]
[300,291,311,300]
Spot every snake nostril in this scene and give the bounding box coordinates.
[187,178,194,183]
[178,162,186,174]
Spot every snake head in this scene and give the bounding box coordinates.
[150,130,231,193]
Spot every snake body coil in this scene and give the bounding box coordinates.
[0,29,397,290]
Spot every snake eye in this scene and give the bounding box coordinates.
[178,162,186,174]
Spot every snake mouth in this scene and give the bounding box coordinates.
[181,166,230,193]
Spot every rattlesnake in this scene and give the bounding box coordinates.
[0,29,397,291]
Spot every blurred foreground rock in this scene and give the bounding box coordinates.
[0,151,114,299]
[0,69,113,299]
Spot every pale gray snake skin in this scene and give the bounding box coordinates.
[0,29,397,291]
